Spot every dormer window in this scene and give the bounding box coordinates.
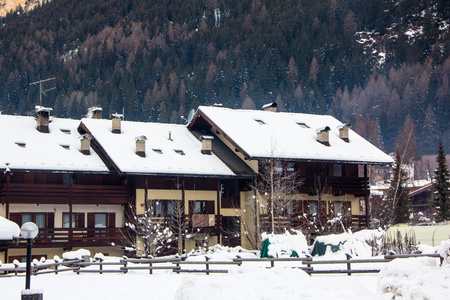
[15,142,26,148]
[174,150,185,155]
[60,145,70,150]
[296,122,310,128]
[60,129,71,135]
[153,149,163,154]
[254,119,266,125]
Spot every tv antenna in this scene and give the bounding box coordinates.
[30,77,56,106]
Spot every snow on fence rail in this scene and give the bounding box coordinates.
[0,253,443,277]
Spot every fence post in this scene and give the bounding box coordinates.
[205,256,210,275]
[271,259,274,268]
[345,253,352,276]
[149,261,153,275]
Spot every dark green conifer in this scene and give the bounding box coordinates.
[433,137,450,222]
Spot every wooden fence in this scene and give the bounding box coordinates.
[0,253,443,277]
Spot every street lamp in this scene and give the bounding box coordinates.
[20,222,39,290]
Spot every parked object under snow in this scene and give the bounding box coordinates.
[260,230,309,258]
[311,229,383,257]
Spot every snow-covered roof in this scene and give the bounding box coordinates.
[0,216,20,241]
[192,106,393,164]
[0,114,109,173]
[80,119,236,176]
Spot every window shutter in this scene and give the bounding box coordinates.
[9,213,22,226]
[87,213,95,228]
[189,201,195,215]
[77,213,85,228]
[47,212,55,228]
[206,201,215,214]
[108,213,116,228]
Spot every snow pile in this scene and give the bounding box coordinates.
[378,257,450,299]
[0,216,20,240]
[62,249,91,260]
[261,230,309,257]
[438,239,450,265]
[186,244,257,261]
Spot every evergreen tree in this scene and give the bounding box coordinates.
[433,137,450,221]
[387,149,411,224]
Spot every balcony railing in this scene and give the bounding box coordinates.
[10,227,131,248]
[260,214,368,235]
[0,183,130,204]
[297,175,369,196]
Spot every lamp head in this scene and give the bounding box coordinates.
[20,222,39,240]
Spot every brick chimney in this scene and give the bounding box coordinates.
[80,134,92,155]
[111,113,123,134]
[200,135,214,155]
[262,102,277,112]
[135,135,147,157]
[35,106,53,133]
[337,123,351,143]
[88,107,103,119]
[316,126,331,146]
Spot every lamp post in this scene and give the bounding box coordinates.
[20,222,39,290]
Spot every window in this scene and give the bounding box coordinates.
[296,122,310,128]
[9,212,54,228]
[334,202,343,216]
[220,179,240,208]
[60,129,71,134]
[190,201,214,215]
[63,213,76,228]
[63,174,75,185]
[195,201,207,214]
[15,142,26,148]
[35,213,46,228]
[149,200,177,217]
[87,213,115,228]
[287,162,295,173]
[309,201,318,215]
[222,216,241,247]
[174,150,185,155]
[153,149,163,154]
[274,161,283,174]
[63,213,85,228]
[333,164,343,177]
[95,214,107,228]
[254,119,266,125]
[60,145,70,150]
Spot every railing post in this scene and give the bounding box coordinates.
[345,253,352,276]
[205,256,210,275]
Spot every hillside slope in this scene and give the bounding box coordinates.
[0,0,449,153]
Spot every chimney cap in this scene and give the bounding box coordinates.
[200,135,214,140]
[110,113,124,119]
[135,135,147,141]
[337,123,351,130]
[316,126,331,133]
[80,133,92,140]
[35,106,53,113]
[262,102,277,110]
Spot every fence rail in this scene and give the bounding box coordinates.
[0,253,443,277]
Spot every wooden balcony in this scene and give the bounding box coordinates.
[0,183,130,204]
[9,227,131,249]
[297,175,369,196]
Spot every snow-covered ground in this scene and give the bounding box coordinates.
[1,234,449,299]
